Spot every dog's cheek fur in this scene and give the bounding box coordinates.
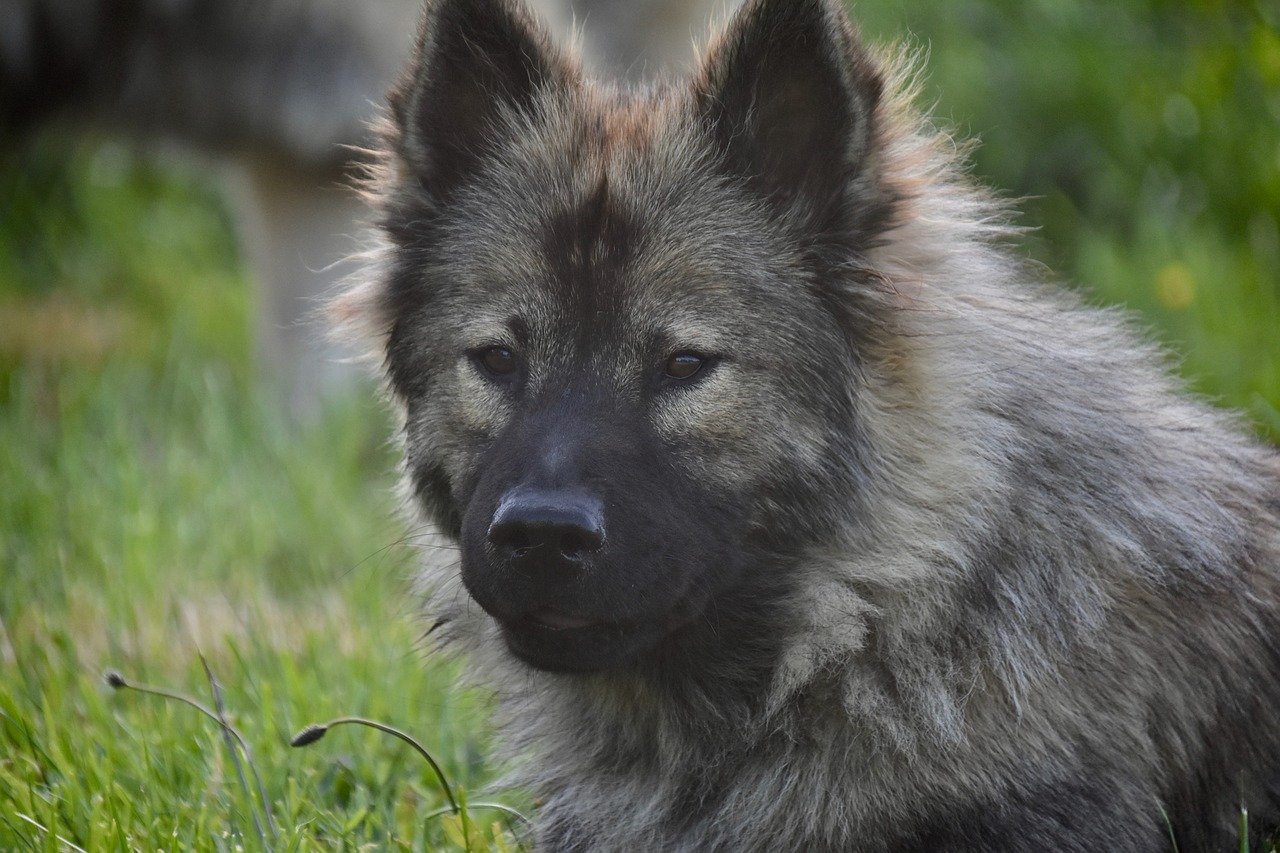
[646,341,871,549]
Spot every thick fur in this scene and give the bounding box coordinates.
[338,0,1280,849]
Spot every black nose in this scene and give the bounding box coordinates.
[487,488,606,568]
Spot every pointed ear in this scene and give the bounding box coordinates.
[391,0,570,198]
[694,0,883,233]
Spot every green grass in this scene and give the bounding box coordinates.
[0,139,518,851]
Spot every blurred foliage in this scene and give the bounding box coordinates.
[0,140,251,398]
[859,0,1278,238]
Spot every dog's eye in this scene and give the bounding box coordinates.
[474,345,517,378]
[663,352,709,381]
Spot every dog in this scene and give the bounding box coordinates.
[336,0,1280,848]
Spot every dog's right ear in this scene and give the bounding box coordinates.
[390,0,570,199]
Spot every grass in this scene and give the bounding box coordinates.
[0,139,520,851]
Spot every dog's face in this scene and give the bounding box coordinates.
[357,0,895,672]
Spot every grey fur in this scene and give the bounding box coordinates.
[338,0,1280,849]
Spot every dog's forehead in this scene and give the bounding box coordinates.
[445,93,787,332]
[482,93,709,259]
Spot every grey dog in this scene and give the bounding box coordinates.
[336,0,1280,848]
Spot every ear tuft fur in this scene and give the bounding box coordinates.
[328,277,393,355]
[694,0,884,236]
[390,0,574,199]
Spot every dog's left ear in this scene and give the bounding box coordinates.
[694,0,883,235]
[391,0,572,200]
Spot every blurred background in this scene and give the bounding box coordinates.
[0,0,1276,848]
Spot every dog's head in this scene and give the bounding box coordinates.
[341,0,904,673]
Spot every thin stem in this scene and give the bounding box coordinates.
[106,668,276,847]
[14,812,90,853]
[200,654,276,841]
[292,716,459,814]
[422,802,531,826]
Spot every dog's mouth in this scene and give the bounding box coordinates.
[494,608,661,673]
[476,570,724,673]
[526,608,598,631]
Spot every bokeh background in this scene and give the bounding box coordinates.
[1,0,1277,849]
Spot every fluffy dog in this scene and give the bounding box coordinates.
[338,0,1280,848]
